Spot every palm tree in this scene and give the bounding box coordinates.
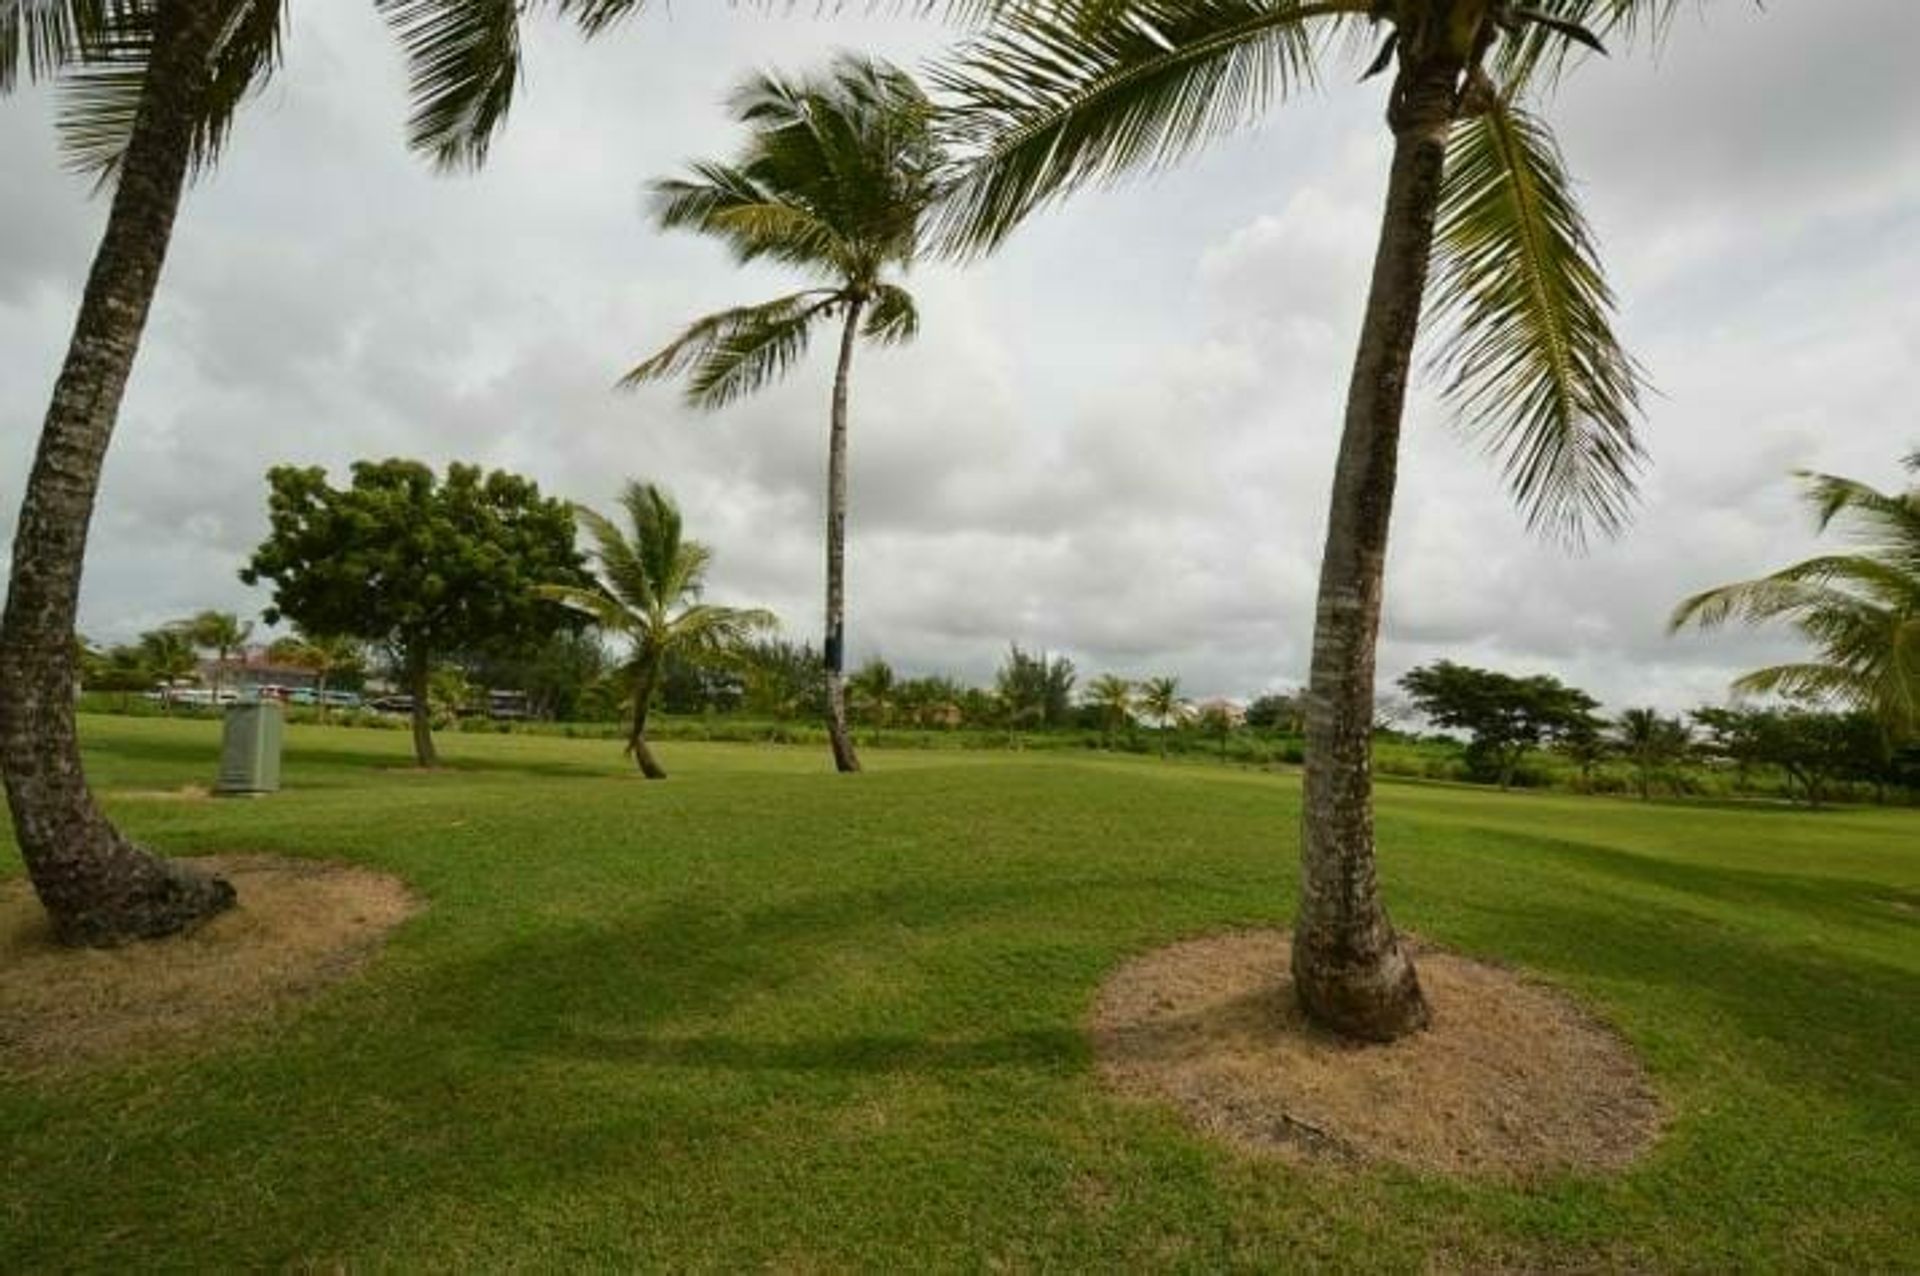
[936,1,1671,1039]
[1086,673,1137,748]
[540,482,774,779]
[184,609,253,697]
[267,631,365,718]
[138,625,198,710]
[1613,708,1689,801]
[1671,459,1920,753]
[622,54,941,776]
[1138,675,1186,757]
[0,0,662,944]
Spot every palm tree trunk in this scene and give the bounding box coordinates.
[629,651,667,780]
[407,649,438,768]
[0,2,237,946]
[1293,58,1464,1043]
[824,298,864,774]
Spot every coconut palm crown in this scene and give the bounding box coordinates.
[928,0,1692,1041]
[622,53,941,775]
[1671,459,1920,749]
[541,481,774,779]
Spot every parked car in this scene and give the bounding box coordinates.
[367,694,414,715]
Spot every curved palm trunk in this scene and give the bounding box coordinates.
[629,649,667,779]
[0,2,236,945]
[1292,60,1463,1042]
[824,298,864,774]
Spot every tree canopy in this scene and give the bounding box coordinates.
[1400,659,1602,787]
[241,459,584,764]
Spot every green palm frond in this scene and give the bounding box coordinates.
[621,290,842,410]
[651,162,853,270]
[861,282,920,346]
[1428,94,1644,542]
[571,501,657,617]
[1492,0,1691,88]
[536,582,635,633]
[374,0,526,170]
[1674,458,1920,739]
[930,0,1356,258]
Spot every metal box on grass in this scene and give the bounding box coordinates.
[215,700,283,795]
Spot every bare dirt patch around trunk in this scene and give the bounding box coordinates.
[1091,930,1662,1178]
[0,855,417,1075]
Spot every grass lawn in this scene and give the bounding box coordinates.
[2,715,1916,1270]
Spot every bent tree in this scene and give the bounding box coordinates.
[0,0,658,943]
[540,481,774,779]
[937,0,1673,1039]
[623,54,941,774]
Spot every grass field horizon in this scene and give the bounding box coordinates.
[2,716,1915,1270]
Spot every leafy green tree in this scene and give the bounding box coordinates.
[0,0,664,943]
[848,658,900,728]
[1671,458,1920,757]
[1085,673,1136,748]
[936,0,1667,1040]
[623,54,941,775]
[539,481,773,779]
[898,674,967,728]
[1613,708,1690,801]
[995,643,1077,733]
[1400,661,1602,790]
[184,609,254,697]
[739,638,828,721]
[1554,714,1609,789]
[1245,690,1307,735]
[242,460,584,768]
[1196,701,1238,762]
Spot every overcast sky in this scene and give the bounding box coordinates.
[4,2,1917,712]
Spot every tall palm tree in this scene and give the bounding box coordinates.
[1138,674,1186,756]
[0,0,660,944]
[935,0,1671,1039]
[1671,460,1920,752]
[138,624,198,710]
[184,608,253,697]
[540,482,774,780]
[1085,673,1136,748]
[622,54,941,776]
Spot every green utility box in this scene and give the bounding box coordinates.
[215,700,284,795]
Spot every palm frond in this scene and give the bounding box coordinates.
[1729,661,1875,707]
[53,0,284,182]
[1,0,113,92]
[1428,94,1644,543]
[571,500,657,616]
[861,282,920,346]
[930,0,1356,258]
[1492,0,1690,88]
[375,0,524,170]
[620,290,841,410]
[535,582,636,634]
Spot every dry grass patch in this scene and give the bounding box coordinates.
[1091,930,1662,1178]
[0,855,417,1075]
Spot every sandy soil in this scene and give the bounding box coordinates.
[0,855,417,1075]
[1090,930,1663,1178]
